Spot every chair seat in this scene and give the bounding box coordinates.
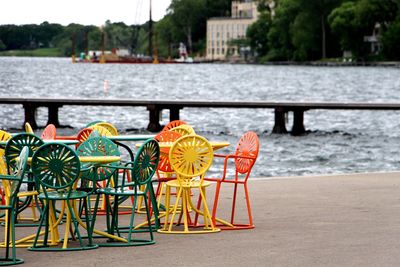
[166,179,212,188]
[97,187,145,196]
[38,190,88,200]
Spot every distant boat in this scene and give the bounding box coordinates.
[75,0,190,64]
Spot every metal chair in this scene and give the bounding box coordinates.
[0,146,28,265]
[29,143,97,251]
[169,124,195,136]
[162,120,187,131]
[90,139,160,246]
[93,122,118,136]
[40,124,56,140]
[5,133,44,224]
[24,123,34,134]
[158,135,219,234]
[204,131,259,230]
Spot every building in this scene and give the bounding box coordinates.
[206,0,259,60]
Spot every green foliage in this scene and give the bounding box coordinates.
[266,0,300,61]
[0,48,62,57]
[0,39,5,51]
[381,17,400,60]
[168,0,207,54]
[246,12,271,57]
[329,0,400,60]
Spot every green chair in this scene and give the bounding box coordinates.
[5,133,44,225]
[29,143,97,251]
[5,133,44,172]
[76,136,120,215]
[90,139,160,246]
[0,146,29,266]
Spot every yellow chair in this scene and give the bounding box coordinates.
[88,125,112,137]
[24,123,34,134]
[169,124,195,136]
[94,122,119,136]
[158,135,220,234]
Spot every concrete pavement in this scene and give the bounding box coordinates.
[8,171,400,266]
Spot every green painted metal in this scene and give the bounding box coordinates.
[5,133,44,172]
[29,143,97,251]
[0,146,28,265]
[76,136,120,183]
[91,139,160,246]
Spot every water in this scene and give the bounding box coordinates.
[1,57,400,178]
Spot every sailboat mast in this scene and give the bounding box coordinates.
[149,0,153,59]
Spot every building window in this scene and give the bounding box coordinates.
[222,48,225,54]
[216,48,220,54]
[222,40,225,46]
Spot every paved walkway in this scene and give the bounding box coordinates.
[10,172,400,266]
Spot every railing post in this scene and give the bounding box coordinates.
[169,107,181,121]
[291,110,306,135]
[272,108,288,134]
[147,105,162,132]
[47,105,62,127]
[22,103,38,129]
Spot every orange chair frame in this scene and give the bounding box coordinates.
[203,131,259,230]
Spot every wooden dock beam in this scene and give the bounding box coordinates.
[272,108,288,134]
[4,98,400,133]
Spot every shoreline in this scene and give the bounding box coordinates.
[1,55,400,67]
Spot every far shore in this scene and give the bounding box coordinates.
[1,51,400,67]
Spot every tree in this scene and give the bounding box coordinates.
[329,0,400,60]
[168,0,207,54]
[382,17,400,60]
[267,0,300,61]
[246,11,271,58]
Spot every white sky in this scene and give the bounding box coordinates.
[0,0,172,26]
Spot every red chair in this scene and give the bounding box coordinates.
[75,128,93,148]
[40,124,57,140]
[162,120,186,131]
[203,131,259,230]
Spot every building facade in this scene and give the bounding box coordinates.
[206,0,259,60]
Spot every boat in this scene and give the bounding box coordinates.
[75,0,191,64]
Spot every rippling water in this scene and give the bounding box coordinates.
[1,57,400,178]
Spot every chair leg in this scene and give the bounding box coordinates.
[161,186,171,231]
[143,194,154,242]
[244,183,254,227]
[168,187,182,232]
[5,208,11,260]
[211,181,222,226]
[230,183,238,224]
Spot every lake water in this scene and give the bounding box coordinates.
[1,57,400,178]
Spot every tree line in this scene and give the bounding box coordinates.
[0,0,231,59]
[247,0,400,61]
[0,0,399,61]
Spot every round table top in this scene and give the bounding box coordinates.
[108,134,155,142]
[78,156,121,163]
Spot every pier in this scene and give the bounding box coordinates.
[2,97,400,134]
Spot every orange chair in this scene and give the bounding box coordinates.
[203,131,259,230]
[40,124,56,140]
[162,120,186,131]
[153,131,182,211]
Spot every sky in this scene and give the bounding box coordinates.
[0,0,172,26]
